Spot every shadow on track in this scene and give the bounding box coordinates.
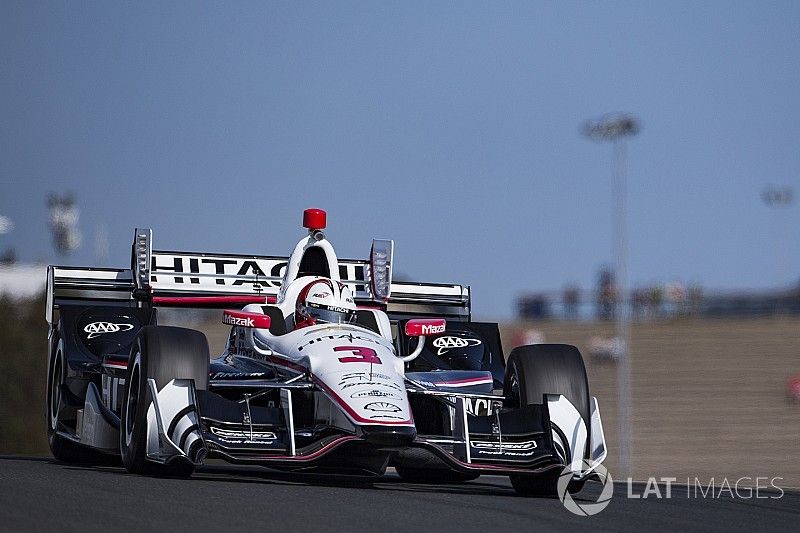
[1,453,610,503]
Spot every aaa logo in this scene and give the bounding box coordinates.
[84,322,134,339]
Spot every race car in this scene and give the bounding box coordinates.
[45,208,607,495]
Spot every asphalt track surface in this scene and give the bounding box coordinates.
[1,456,798,532]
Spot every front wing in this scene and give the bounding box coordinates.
[143,374,606,479]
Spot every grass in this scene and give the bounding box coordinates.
[0,295,48,455]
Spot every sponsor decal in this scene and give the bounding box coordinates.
[298,333,383,351]
[406,319,447,337]
[350,389,401,400]
[340,380,403,391]
[338,372,403,391]
[212,372,266,379]
[339,372,392,383]
[312,292,331,298]
[432,336,482,356]
[151,255,286,289]
[84,321,134,339]
[223,310,271,329]
[210,427,277,444]
[470,440,538,456]
[465,398,497,416]
[150,254,369,294]
[223,314,255,327]
[420,324,446,335]
[364,402,401,413]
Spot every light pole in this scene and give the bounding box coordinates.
[47,193,82,257]
[583,113,640,477]
[0,215,13,235]
[761,186,794,286]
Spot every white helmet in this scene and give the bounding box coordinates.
[295,279,357,328]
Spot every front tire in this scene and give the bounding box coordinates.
[120,326,209,477]
[503,344,591,496]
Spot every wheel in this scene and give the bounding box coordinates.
[120,325,209,477]
[47,334,113,464]
[503,344,591,496]
[395,465,479,484]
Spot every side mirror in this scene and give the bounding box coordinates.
[222,309,271,329]
[370,239,394,302]
[400,318,445,363]
[405,318,446,337]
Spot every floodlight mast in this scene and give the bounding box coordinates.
[761,186,794,285]
[583,113,640,478]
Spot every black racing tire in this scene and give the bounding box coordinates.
[395,465,479,484]
[503,344,591,496]
[47,333,115,464]
[120,325,209,477]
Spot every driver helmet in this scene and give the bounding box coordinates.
[295,279,357,329]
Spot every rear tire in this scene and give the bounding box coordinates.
[503,344,591,496]
[47,334,113,464]
[120,326,209,477]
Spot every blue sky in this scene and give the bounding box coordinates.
[1,1,798,319]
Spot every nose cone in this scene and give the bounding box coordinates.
[361,425,416,446]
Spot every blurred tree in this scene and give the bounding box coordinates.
[0,294,49,454]
[517,294,551,320]
[649,285,664,318]
[0,248,16,265]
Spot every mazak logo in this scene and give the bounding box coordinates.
[432,336,481,355]
[420,324,446,335]
[84,322,134,339]
[223,315,255,327]
[558,461,614,516]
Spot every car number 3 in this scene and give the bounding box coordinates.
[335,346,382,364]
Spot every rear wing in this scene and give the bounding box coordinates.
[47,228,471,324]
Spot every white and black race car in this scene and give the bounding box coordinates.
[45,209,607,494]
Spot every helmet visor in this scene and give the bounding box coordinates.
[303,302,356,324]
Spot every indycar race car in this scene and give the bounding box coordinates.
[45,209,607,495]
